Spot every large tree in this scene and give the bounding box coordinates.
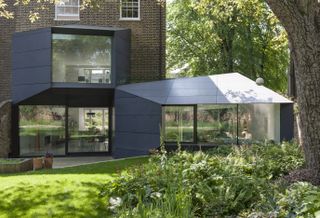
[167,0,289,92]
[265,0,320,178]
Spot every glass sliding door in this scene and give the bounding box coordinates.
[19,105,66,156]
[163,106,194,142]
[68,108,109,153]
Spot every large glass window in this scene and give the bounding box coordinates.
[197,105,237,144]
[162,104,281,145]
[68,108,109,153]
[55,0,80,21]
[238,104,280,143]
[163,106,194,142]
[120,0,140,20]
[52,34,112,84]
[19,106,66,156]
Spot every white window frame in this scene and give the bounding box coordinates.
[55,0,80,21]
[120,0,141,21]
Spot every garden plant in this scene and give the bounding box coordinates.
[101,141,320,217]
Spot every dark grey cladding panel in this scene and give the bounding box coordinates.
[13,67,51,86]
[12,28,51,53]
[113,148,149,159]
[113,90,161,158]
[280,103,294,141]
[12,84,51,104]
[116,115,161,134]
[114,89,134,98]
[116,98,161,115]
[53,25,128,33]
[113,29,131,85]
[117,80,174,104]
[19,88,114,107]
[114,132,160,150]
[12,27,52,103]
[115,90,161,115]
[12,49,51,70]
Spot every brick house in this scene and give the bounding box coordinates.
[0,0,166,157]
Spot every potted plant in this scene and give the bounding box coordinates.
[33,157,43,171]
[44,152,54,169]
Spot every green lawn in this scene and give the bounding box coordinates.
[0,156,148,218]
[0,159,24,164]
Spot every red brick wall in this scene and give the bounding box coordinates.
[0,2,15,102]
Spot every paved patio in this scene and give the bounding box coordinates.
[53,156,113,169]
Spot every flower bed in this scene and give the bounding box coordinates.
[0,158,33,173]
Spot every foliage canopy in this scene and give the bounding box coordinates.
[167,0,289,92]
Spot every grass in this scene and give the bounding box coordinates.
[0,159,25,164]
[0,156,148,218]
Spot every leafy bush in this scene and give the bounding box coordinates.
[100,142,306,217]
[277,182,320,217]
[225,141,304,179]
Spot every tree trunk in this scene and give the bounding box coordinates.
[265,0,320,176]
[288,50,296,98]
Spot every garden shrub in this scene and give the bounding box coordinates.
[208,141,304,179]
[100,142,307,217]
[277,182,320,217]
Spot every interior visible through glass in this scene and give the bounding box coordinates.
[197,105,237,144]
[68,108,109,153]
[162,104,281,144]
[52,34,112,84]
[163,106,194,142]
[19,105,66,156]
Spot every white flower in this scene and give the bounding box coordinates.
[109,197,122,210]
[151,192,162,199]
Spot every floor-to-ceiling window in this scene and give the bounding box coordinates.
[19,105,66,156]
[238,104,280,143]
[162,104,280,145]
[163,106,194,142]
[197,105,237,144]
[68,108,109,153]
[19,106,110,156]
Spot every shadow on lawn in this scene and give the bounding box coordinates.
[0,157,150,217]
[0,156,149,177]
[0,180,109,218]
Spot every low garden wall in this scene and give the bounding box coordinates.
[0,159,33,173]
[0,100,11,158]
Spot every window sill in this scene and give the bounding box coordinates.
[54,18,81,21]
[119,18,141,21]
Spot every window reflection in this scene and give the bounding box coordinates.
[197,105,237,144]
[238,104,280,143]
[19,106,66,156]
[52,34,112,84]
[68,108,109,152]
[163,106,194,142]
[162,104,280,145]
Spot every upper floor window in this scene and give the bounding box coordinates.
[55,0,80,21]
[120,0,140,21]
[52,34,112,84]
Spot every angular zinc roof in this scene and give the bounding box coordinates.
[116,73,292,105]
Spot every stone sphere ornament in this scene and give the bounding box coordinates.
[256,77,264,86]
